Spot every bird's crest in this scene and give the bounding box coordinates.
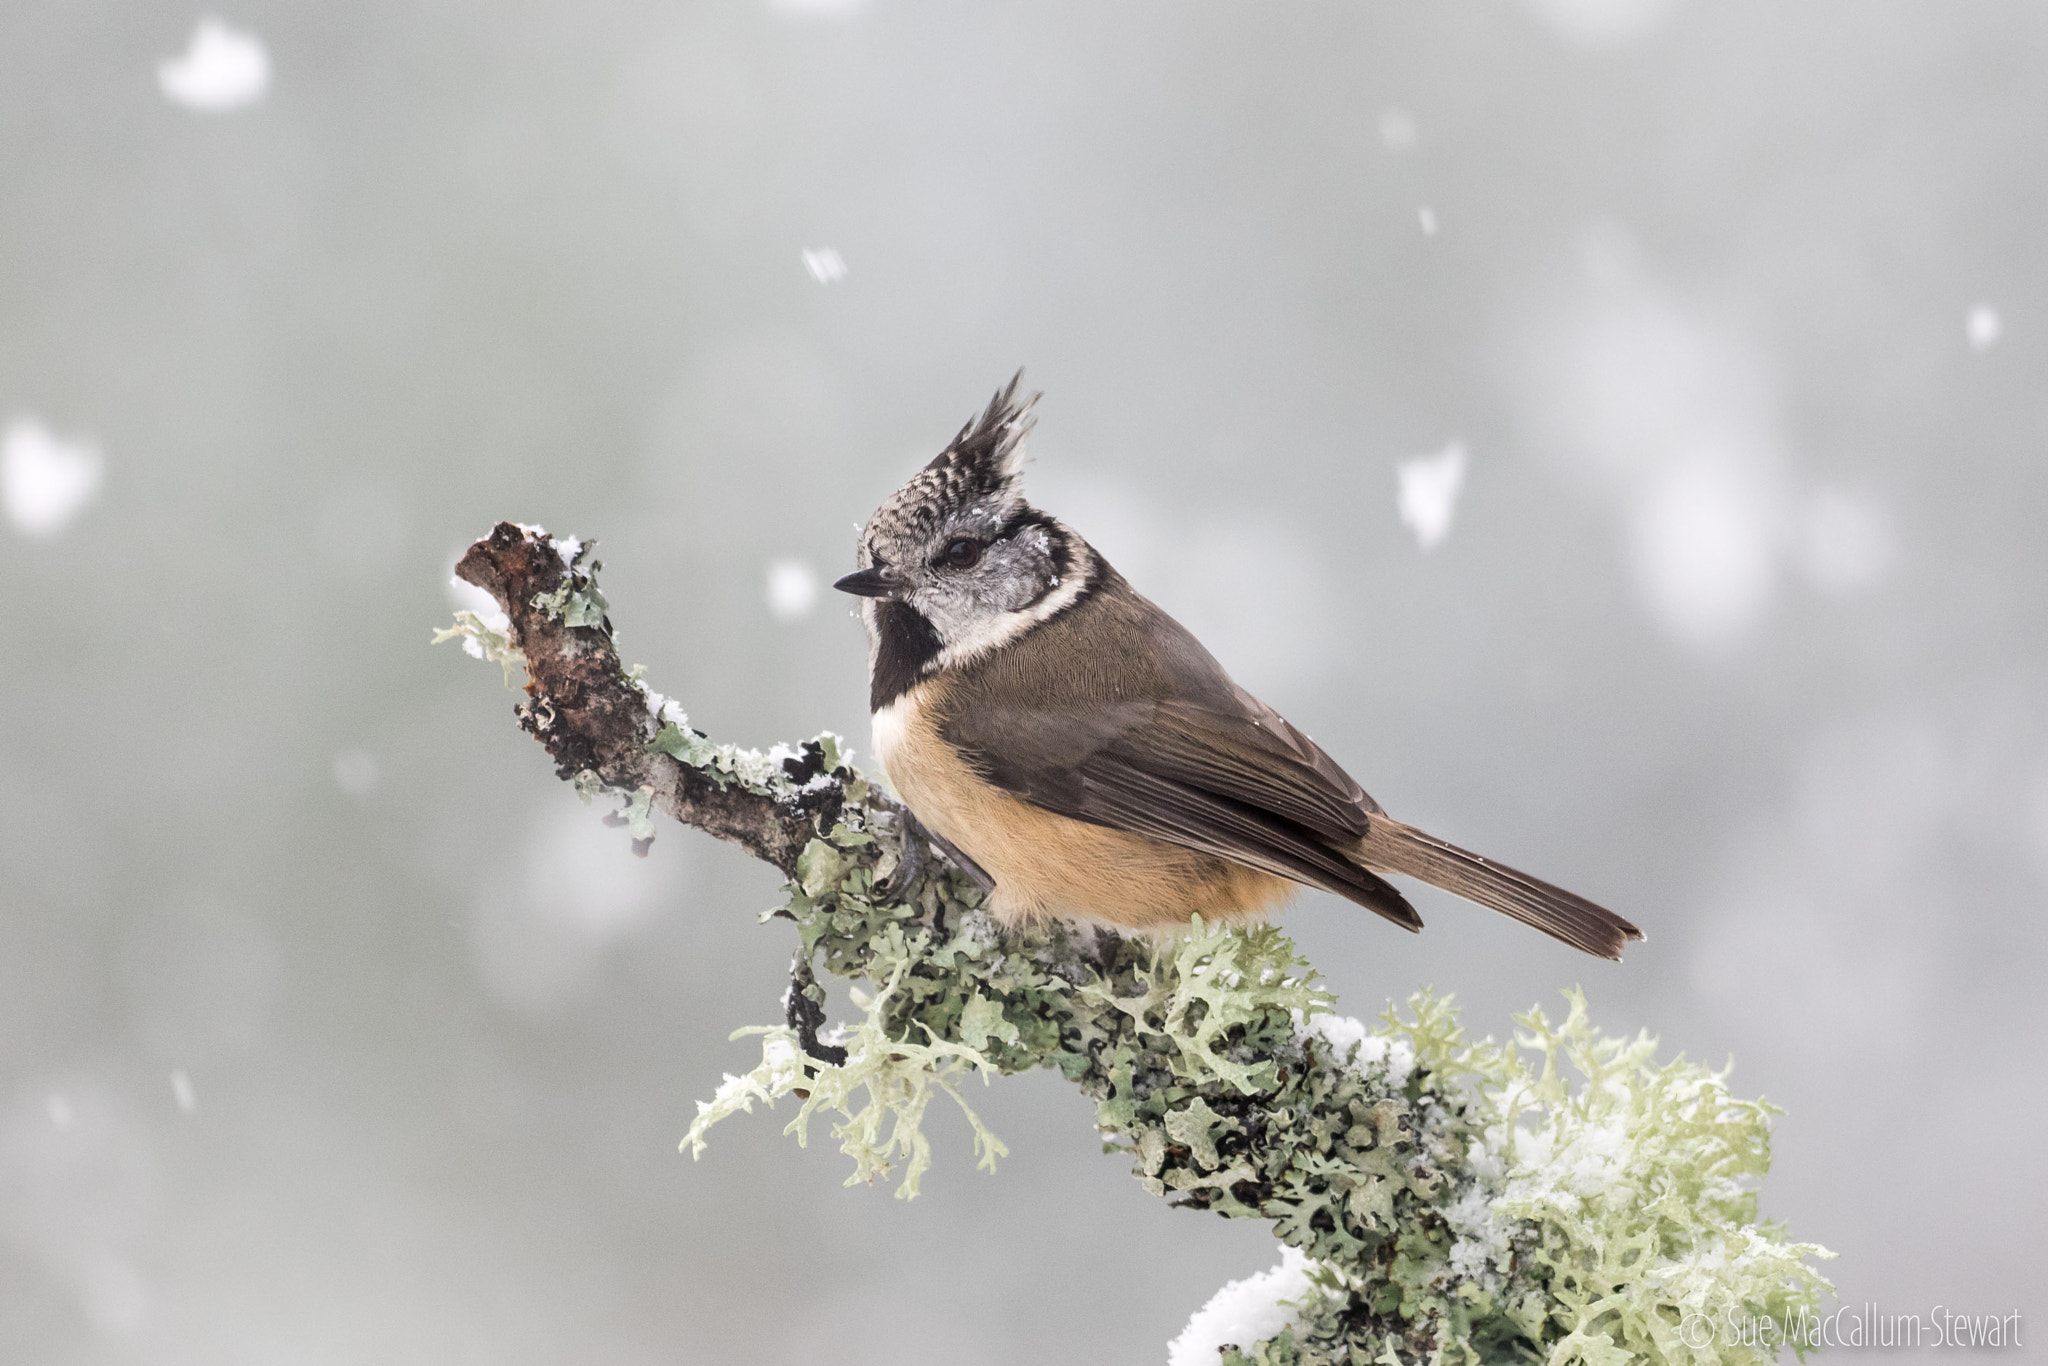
[922,371,1037,503]
[856,372,1043,562]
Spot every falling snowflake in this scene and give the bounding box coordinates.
[3,416,104,537]
[765,559,821,621]
[1967,304,2002,351]
[1397,442,1467,550]
[801,248,847,284]
[1522,0,1678,49]
[158,16,271,112]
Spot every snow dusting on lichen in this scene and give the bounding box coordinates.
[1170,1247,1319,1366]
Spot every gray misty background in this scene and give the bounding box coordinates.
[2,1,2043,1362]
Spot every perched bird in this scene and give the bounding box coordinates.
[835,376,1642,960]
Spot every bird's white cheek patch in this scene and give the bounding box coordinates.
[933,568,1092,672]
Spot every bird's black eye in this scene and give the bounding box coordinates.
[939,537,984,570]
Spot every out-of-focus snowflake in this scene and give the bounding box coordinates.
[1523,0,1678,49]
[1967,303,2002,351]
[1398,442,1467,550]
[158,17,271,112]
[3,416,104,537]
[802,248,848,284]
[765,559,821,621]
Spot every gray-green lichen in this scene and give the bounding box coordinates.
[687,813,1833,1364]
[431,609,523,687]
[529,536,611,628]
[445,524,1833,1366]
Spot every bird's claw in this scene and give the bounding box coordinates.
[880,814,927,901]
[879,804,996,904]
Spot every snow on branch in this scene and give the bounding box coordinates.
[442,521,1833,1365]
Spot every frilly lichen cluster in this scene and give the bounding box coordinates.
[439,534,1831,1365]
[686,815,1832,1365]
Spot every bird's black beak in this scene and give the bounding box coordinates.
[833,566,899,599]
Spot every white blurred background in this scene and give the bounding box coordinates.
[2,2,2043,1361]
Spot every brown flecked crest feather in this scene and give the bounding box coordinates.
[924,370,1038,500]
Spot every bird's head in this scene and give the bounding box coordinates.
[838,374,1092,674]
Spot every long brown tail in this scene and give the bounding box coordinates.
[1354,817,1643,960]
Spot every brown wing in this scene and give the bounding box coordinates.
[937,559,1642,959]
[935,570,1420,930]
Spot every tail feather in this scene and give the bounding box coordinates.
[1354,818,1642,960]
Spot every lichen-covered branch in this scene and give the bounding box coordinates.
[442,522,1833,1366]
[446,521,846,873]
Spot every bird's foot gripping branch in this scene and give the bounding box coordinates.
[442,522,1833,1366]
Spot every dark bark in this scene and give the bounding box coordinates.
[455,521,826,875]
